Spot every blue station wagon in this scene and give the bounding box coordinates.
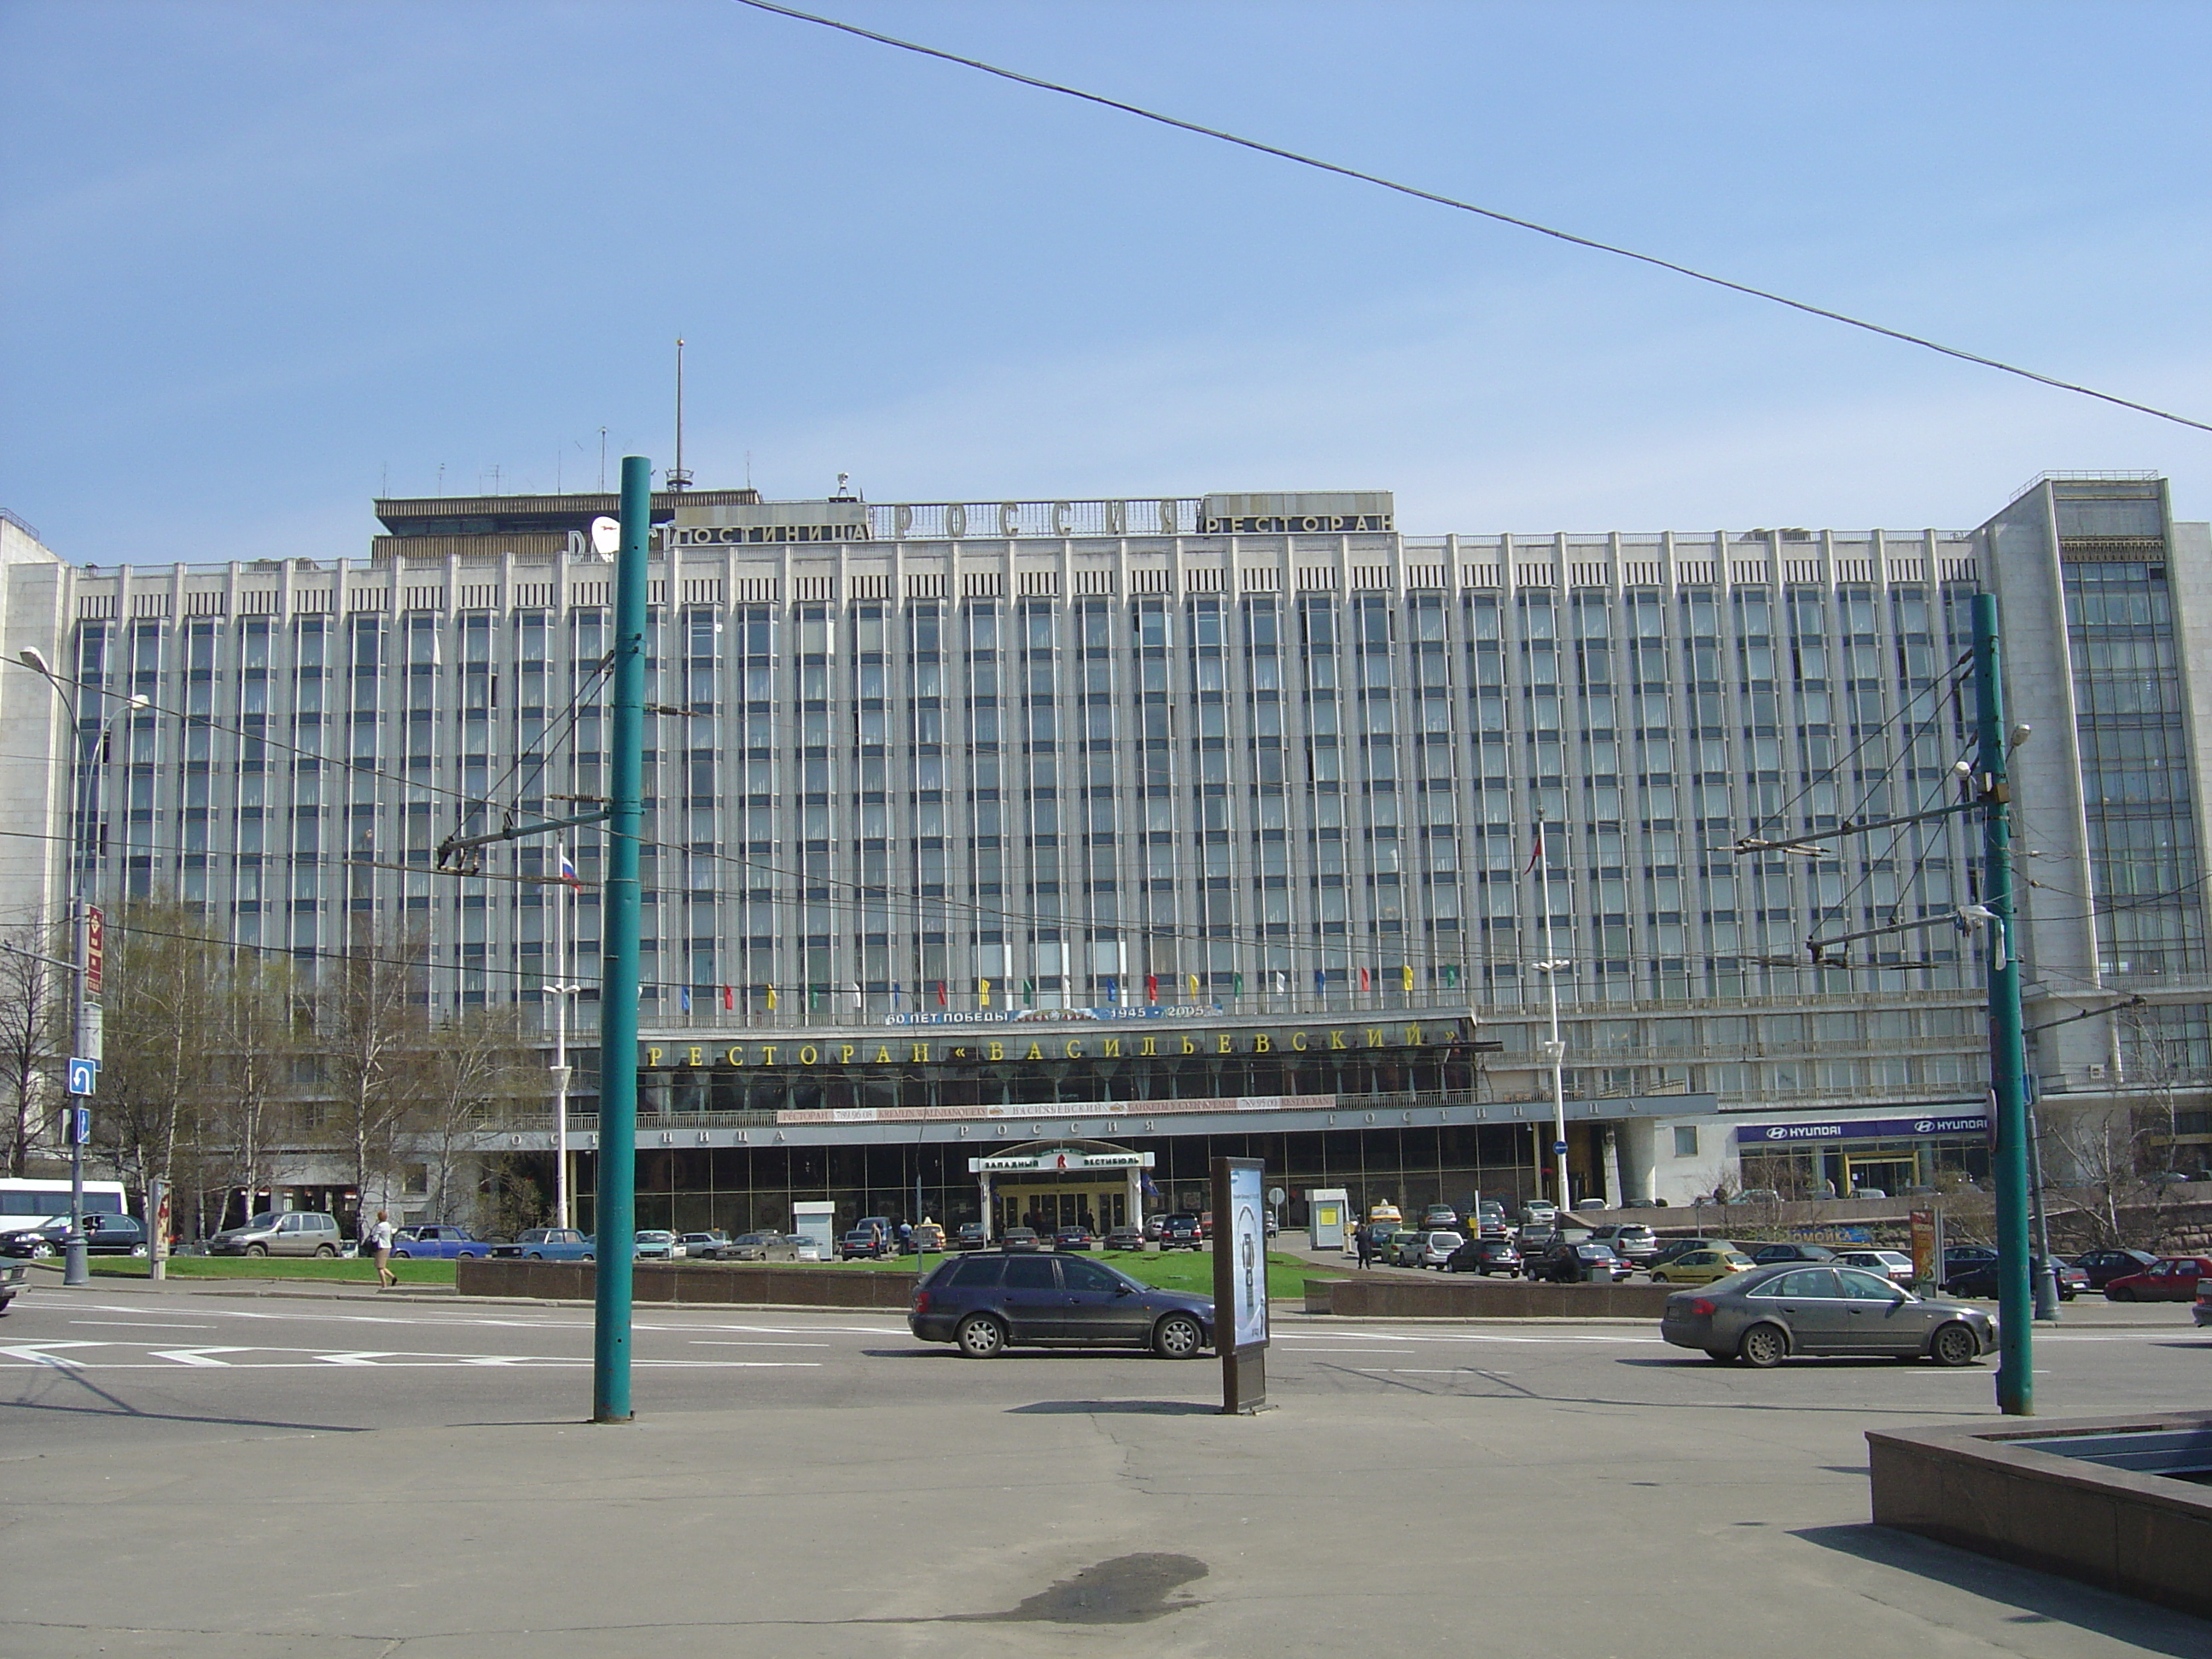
[910,1250,1215,1359]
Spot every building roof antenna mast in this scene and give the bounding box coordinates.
[666,337,694,493]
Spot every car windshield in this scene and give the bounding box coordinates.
[242,1213,279,1230]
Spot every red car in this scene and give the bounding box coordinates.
[2103,1255,2212,1301]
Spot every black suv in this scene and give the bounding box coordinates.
[910,1250,1215,1359]
[1157,1214,1203,1251]
[1,1213,146,1258]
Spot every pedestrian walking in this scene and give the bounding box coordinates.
[365,1209,397,1289]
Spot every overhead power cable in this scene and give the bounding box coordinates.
[730,0,2212,436]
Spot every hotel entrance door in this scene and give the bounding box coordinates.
[997,1186,1128,1236]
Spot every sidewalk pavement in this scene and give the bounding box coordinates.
[6,1298,2208,1656]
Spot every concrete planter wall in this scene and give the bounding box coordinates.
[1307,1276,1674,1318]
[1868,1413,2212,1619]
[456,1257,919,1308]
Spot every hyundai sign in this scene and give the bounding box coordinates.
[1732,1114,1990,1145]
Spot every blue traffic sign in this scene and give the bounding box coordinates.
[73,1107,91,1146]
[1551,1140,1569,1155]
[67,1056,98,1096]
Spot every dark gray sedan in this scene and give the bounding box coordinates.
[1661,1263,1997,1367]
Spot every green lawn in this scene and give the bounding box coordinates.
[90,1256,457,1285]
[86,1247,1335,1301]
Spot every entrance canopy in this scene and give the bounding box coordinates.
[970,1140,1154,1239]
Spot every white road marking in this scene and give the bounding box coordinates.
[148,1348,259,1367]
[0,1342,108,1367]
[688,1340,832,1348]
[71,1320,217,1330]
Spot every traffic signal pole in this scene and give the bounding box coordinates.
[592,454,649,1424]
[1973,593,2033,1416]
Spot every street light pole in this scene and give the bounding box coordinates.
[15,649,143,1289]
[593,455,650,1424]
[1972,594,2034,1416]
[1533,819,1571,1208]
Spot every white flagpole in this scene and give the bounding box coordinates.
[1536,824,1571,1209]
[552,843,572,1231]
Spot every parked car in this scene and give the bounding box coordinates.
[998,1226,1042,1253]
[491,1227,595,1261]
[383,1224,492,1260]
[1662,1264,1998,1367]
[1520,1201,1559,1227]
[1141,1216,1165,1243]
[1574,1198,1610,1211]
[678,1231,736,1260]
[1529,1240,1632,1283]
[784,1233,824,1262]
[1475,1202,1510,1238]
[1,1213,147,1259]
[1650,1247,1756,1285]
[1053,1226,1096,1253]
[209,1210,346,1258]
[909,1250,1214,1358]
[2194,1281,2212,1330]
[1586,1224,1659,1264]
[1388,1229,1432,1268]
[1750,1243,1837,1266]
[716,1231,784,1262]
[1516,1223,1560,1257]
[1420,1205,1459,1229]
[1832,1249,1917,1287]
[1157,1214,1203,1251]
[1105,1224,1145,1252]
[908,1224,946,1253]
[1727,1189,1784,1206]
[1650,1236,1740,1268]
[632,1230,679,1260]
[1411,1230,1466,1269]
[2069,1248,2160,1289]
[839,1228,890,1260]
[2104,1255,2212,1301]
[951,1222,989,1252]
[1942,1245,1999,1276]
[1942,1255,2089,1301]
[0,1259,23,1313]
[1445,1237,1522,1277]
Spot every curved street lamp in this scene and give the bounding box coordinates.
[15,647,147,1285]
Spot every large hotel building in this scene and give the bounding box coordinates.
[2,474,2207,1231]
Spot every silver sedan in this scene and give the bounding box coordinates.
[1661,1263,1997,1367]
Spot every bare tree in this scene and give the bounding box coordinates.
[96,899,224,1219]
[195,946,306,1234]
[408,1005,534,1227]
[311,918,432,1224]
[0,912,68,1177]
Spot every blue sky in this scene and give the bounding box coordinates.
[3,1,2208,564]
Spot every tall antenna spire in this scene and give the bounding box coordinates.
[667,337,693,492]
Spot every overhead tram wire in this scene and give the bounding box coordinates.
[729,0,2212,437]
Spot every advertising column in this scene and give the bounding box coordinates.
[1211,1156,1270,1414]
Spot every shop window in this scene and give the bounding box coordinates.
[1673,1126,1698,1158]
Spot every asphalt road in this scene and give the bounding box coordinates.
[3,1279,2208,1658]
[3,1278,2203,1452]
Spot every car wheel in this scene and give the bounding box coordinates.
[1738,1323,1789,1368]
[955,1314,1006,1359]
[1704,1348,1733,1364]
[2108,1286,2134,1302]
[1930,1322,1982,1367]
[246,1243,268,1258]
[393,1249,411,1260]
[1153,1313,1205,1359]
[30,1242,54,1260]
[315,1244,336,1258]
[527,1251,544,1260]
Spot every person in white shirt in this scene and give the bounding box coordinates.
[365,1210,397,1289]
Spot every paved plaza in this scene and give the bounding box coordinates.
[3,1275,2208,1658]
